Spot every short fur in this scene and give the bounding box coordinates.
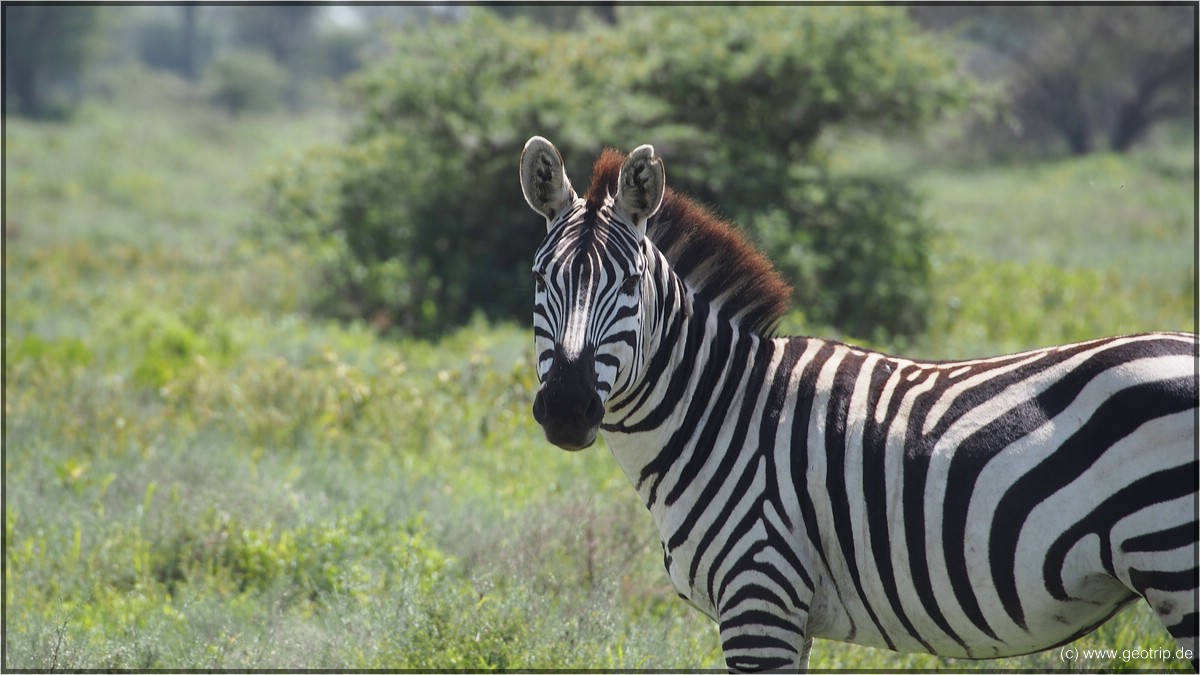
[585,148,793,336]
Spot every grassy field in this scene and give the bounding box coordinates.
[4,86,1195,670]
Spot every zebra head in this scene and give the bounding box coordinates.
[520,136,665,450]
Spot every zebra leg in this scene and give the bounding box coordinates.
[1126,566,1197,671]
[718,606,810,672]
[796,636,815,670]
[1114,515,1198,671]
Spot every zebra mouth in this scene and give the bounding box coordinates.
[532,355,604,449]
[532,347,605,452]
[538,421,599,451]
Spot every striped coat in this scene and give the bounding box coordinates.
[519,136,1198,671]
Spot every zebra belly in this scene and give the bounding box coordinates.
[807,569,1137,658]
[802,453,1174,657]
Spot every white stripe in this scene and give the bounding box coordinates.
[561,271,594,360]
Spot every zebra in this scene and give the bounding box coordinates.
[519,136,1198,671]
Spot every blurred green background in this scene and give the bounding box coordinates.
[4,5,1195,670]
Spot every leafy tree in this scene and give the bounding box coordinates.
[593,7,968,206]
[132,6,214,81]
[230,5,318,69]
[263,7,972,340]
[181,5,199,80]
[586,7,966,338]
[914,5,1196,156]
[228,5,320,109]
[488,4,616,28]
[4,5,101,118]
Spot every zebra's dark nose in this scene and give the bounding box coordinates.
[533,345,604,451]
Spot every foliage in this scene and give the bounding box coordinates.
[489,4,616,28]
[4,4,102,118]
[757,168,932,341]
[229,6,318,69]
[225,5,326,110]
[597,7,970,205]
[203,50,289,117]
[9,6,370,121]
[263,7,974,340]
[129,6,212,81]
[914,5,1196,158]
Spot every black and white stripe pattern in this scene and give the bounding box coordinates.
[520,137,1199,671]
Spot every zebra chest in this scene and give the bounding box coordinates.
[661,538,719,620]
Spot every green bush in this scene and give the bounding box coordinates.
[262,7,973,340]
[756,169,932,341]
[204,50,287,116]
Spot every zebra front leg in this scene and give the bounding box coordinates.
[1132,571,1198,672]
[797,636,815,671]
[719,605,810,672]
[1120,537,1198,672]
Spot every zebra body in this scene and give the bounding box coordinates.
[613,327,1195,665]
[520,137,1198,671]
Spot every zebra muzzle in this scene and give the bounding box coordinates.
[533,345,604,451]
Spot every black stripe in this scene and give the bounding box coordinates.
[721,576,796,614]
[760,338,809,533]
[608,278,694,425]
[790,341,860,640]
[634,300,725,501]
[1044,462,1198,600]
[594,353,621,370]
[660,318,748,507]
[990,376,1198,629]
[1122,521,1199,553]
[939,350,1106,640]
[860,358,935,652]
[610,271,685,413]
[733,553,808,613]
[692,455,763,594]
[721,633,797,654]
[762,514,814,591]
[670,336,772,550]
[1128,566,1199,594]
[941,337,1197,639]
[824,351,898,650]
[923,341,1096,441]
[899,366,969,650]
[1167,612,1198,639]
[720,608,805,634]
[701,464,767,601]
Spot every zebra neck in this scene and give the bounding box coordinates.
[602,289,773,512]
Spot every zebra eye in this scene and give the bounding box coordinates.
[532,271,547,290]
[620,274,642,296]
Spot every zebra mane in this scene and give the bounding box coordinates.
[584,148,793,336]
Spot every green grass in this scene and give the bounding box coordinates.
[920,148,1193,280]
[4,85,719,670]
[4,81,1195,670]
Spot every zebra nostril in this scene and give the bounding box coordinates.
[532,391,548,424]
[584,392,604,426]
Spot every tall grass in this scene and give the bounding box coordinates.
[4,82,1194,670]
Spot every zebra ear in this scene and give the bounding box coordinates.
[521,136,576,227]
[615,144,665,232]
